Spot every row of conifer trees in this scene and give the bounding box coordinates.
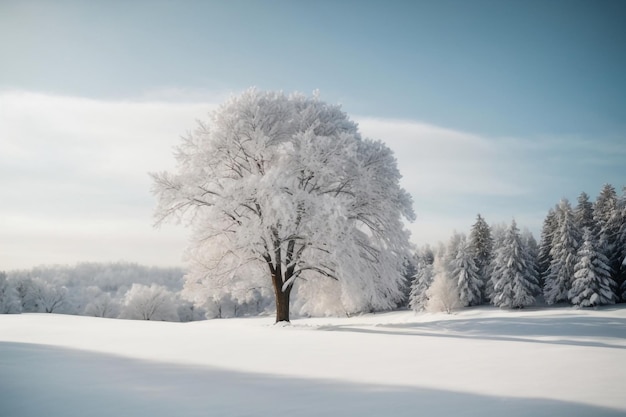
[410,183,626,312]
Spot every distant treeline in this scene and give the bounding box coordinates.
[2,184,625,321]
[0,261,276,320]
[410,183,626,312]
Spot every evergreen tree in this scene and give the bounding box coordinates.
[537,208,558,288]
[594,184,618,233]
[485,222,507,303]
[490,220,539,308]
[444,232,465,275]
[569,228,615,307]
[544,199,581,304]
[469,214,493,303]
[574,192,595,231]
[593,184,621,298]
[417,244,435,266]
[615,187,626,301]
[452,239,483,307]
[400,255,419,306]
[521,229,541,296]
[409,261,434,312]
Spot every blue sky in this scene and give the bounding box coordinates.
[1,1,625,269]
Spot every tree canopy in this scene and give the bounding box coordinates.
[151,90,414,322]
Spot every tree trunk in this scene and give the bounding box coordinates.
[274,280,291,323]
[268,233,292,323]
[270,265,292,323]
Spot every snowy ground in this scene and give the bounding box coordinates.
[1,306,625,417]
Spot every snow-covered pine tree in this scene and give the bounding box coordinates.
[594,184,618,234]
[544,199,581,305]
[521,229,541,296]
[568,228,615,307]
[490,220,539,308]
[615,187,626,301]
[405,245,435,311]
[593,184,620,291]
[451,238,482,307]
[491,223,507,248]
[409,261,434,312]
[417,244,435,266]
[469,214,493,303]
[444,232,465,276]
[426,255,461,313]
[574,192,595,231]
[399,253,420,307]
[537,208,558,289]
[485,222,507,303]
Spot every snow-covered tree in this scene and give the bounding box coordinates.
[409,261,434,312]
[544,199,581,305]
[521,228,540,296]
[617,187,626,301]
[621,273,626,301]
[83,292,121,318]
[537,208,558,288]
[120,284,179,321]
[399,255,419,306]
[7,263,186,316]
[574,192,595,231]
[20,277,69,313]
[568,228,615,307]
[594,184,618,234]
[176,298,207,322]
[444,232,464,272]
[490,220,539,308]
[451,238,482,307]
[469,214,492,302]
[14,277,40,312]
[598,186,626,300]
[426,255,461,313]
[593,184,621,289]
[0,272,21,314]
[417,244,435,266]
[485,222,507,302]
[151,90,414,322]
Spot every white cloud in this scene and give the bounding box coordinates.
[355,117,543,245]
[356,117,531,199]
[0,91,215,269]
[2,91,615,268]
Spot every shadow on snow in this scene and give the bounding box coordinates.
[0,342,623,417]
[317,313,626,350]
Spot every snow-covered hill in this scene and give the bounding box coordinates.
[1,306,625,416]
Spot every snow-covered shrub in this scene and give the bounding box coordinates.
[120,284,179,321]
[176,298,206,322]
[84,292,121,318]
[426,256,461,313]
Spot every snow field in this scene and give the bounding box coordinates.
[1,306,625,416]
